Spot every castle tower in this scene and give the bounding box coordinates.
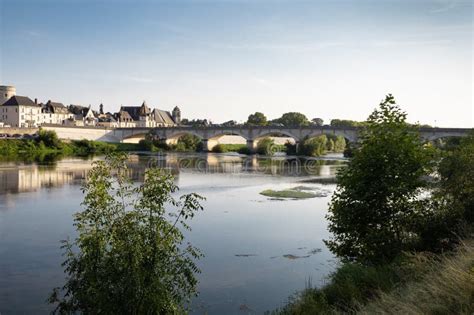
[172,106,181,125]
[0,85,16,105]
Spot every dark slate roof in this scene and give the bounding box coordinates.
[116,110,133,121]
[44,100,69,114]
[152,109,175,125]
[2,95,38,106]
[120,102,151,120]
[69,104,92,117]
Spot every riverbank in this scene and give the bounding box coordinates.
[271,236,474,314]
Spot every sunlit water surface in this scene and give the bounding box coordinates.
[0,153,346,314]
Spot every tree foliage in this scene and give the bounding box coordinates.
[256,137,276,155]
[49,153,205,313]
[311,118,324,126]
[274,112,310,127]
[330,119,363,128]
[325,94,434,264]
[437,132,474,223]
[247,112,268,126]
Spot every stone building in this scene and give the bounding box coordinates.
[0,85,16,105]
[119,101,180,128]
[40,100,72,125]
[0,95,41,127]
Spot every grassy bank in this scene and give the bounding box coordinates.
[360,240,474,315]
[270,238,474,314]
[0,131,117,160]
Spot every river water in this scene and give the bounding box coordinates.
[0,153,346,314]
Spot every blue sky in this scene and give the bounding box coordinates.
[0,0,472,126]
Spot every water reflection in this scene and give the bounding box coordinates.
[0,153,346,314]
[0,153,346,195]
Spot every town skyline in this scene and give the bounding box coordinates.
[0,82,470,127]
[1,0,472,127]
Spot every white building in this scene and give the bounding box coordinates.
[0,95,42,127]
[40,100,73,125]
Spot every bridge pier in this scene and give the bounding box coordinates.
[201,139,211,152]
[246,139,257,153]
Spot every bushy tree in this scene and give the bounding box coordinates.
[311,118,324,126]
[275,112,310,127]
[299,135,328,157]
[37,129,62,149]
[334,135,346,152]
[256,137,276,155]
[325,95,433,264]
[49,153,205,313]
[330,119,362,128]
[247,112,268,126]
[177,134,201,151]
[438,132,474,223]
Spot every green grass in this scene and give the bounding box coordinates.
[359,240,474,315]
[212,143,247,153]
[111,142,142,151]
[260,189,318,199]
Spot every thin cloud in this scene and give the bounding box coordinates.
[430,0,468,13]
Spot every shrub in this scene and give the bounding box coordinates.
[299,135,328,157]
[49,153,205,313]
[37,130,62,149]
[212,144,225,153]
[256,137,276,155]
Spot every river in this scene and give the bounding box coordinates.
[0,152,346,314]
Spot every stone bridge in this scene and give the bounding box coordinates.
[42,125,472,151]
[115,125,472,151]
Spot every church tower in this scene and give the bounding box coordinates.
[172,106,181,125]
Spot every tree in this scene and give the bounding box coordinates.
[177,134,201,151]
[275,112,310,127]
[247,112,268,126]
[325,95,433,264]
[330,119,361,128]
[334,135,346,152]
[37,130,62,149]
[438,132,474,223]
[311,118,324,126]
[49,153,205,313]
[299,135,328,157]
[256,137,276,155]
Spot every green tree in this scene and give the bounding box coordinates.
[330,119,361,128]
[177,134,201,151]
[311,118,324,126]
[275,112,310,127]
[49,153,205,313]
[247,112,268,126]
[438,132,474,223]
[334,136,346,152]
[37,129,62,149]
[325,95,433,264]
[299,135,328,157]
[256,137,276,155]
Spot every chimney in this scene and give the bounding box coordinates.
[34,98,38,104]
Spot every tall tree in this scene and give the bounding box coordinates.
[49,153,205,313]
[246,112,268,126]
[275,112,310,127]
[325,95,433,264]
[311,118,324,126]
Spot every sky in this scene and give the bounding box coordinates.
[0,0,472,127]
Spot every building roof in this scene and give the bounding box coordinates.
[116,110,133,121]
[152,109,175,125]
[44,100,69,114]
[2,95,37,106]
[120,102,151,121]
